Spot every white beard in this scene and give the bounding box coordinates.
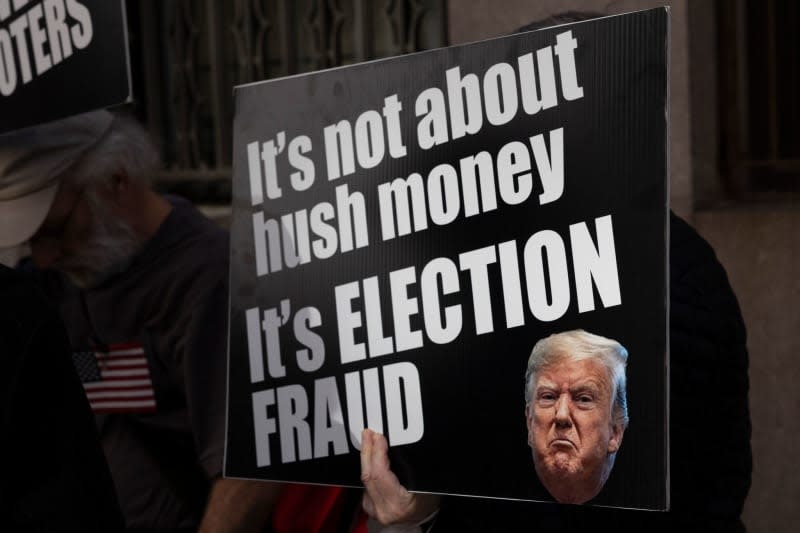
[54,191,142,289]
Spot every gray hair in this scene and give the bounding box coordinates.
[524,330,629,428]
[65,112,159,189]
[52,112,156,287]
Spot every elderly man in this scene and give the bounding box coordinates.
[0,110,279,531]
[524,330,628,504]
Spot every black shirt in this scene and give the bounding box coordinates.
[0,264,123,531]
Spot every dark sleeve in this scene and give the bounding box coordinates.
[184,274,229,479]
[0,272,124,531]
[666,213,751,531]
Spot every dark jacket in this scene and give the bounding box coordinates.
[0,265,124,532]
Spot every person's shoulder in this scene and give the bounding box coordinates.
[0,265,51,323]
[0,262,29,290]
[162,197,229,255]
[670,212,719,277]
[128,198,230,305]
[168,196,227,234]
[669,212,742,319]
[135,196,229,279]
[0,265,62,364]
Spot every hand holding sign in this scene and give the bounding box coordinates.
[360,429,440,526]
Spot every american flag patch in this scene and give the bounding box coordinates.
[72,342,157,413]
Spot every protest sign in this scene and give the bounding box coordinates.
[0,0,131,133]
[226,8,668,509]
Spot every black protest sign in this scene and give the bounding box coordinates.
[226,8,668,510]
[0,0,130,133]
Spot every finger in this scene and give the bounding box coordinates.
[361,489,376,518]
[360,428,374,483]
[372,434,395,480]
[366,432,404,497]
[361,430,399,514]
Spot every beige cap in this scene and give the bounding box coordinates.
[0,110,114,248]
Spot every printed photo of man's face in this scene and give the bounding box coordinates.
[524,330,628,504]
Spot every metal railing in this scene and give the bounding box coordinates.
[127,0,447,201]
